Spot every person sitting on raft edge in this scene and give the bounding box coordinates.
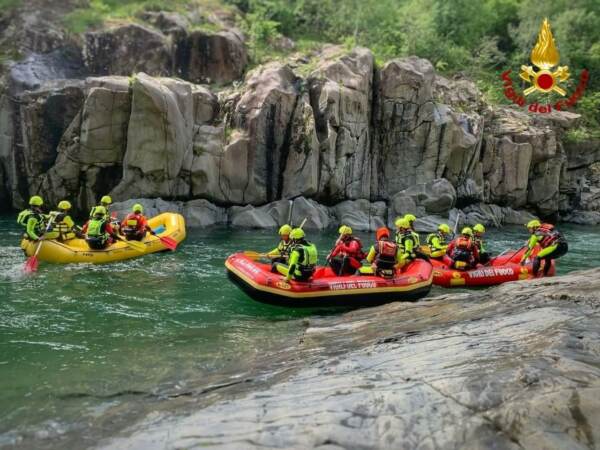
[17,195,47,242]
[328,225,365,276]
[426,223,450,259]
[82,206,119,250]
[473,223,490,264]
[364,227,401,278]
[267,224,292,272]
[403,213,420,246]
[276,228,318,282]
[521,220,568,277]
[121,203,156,241]
[46,200,83,241]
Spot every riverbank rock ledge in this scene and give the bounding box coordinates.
[93,268,600,449]
[1,27,598,224]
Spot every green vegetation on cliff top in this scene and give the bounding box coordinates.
[8,0,600,138]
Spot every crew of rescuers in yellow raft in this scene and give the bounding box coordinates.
[17,195,157,251]
[265,216,568,281]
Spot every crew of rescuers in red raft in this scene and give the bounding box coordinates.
[18,195,568,280]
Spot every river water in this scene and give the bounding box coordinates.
[1,215,598,447]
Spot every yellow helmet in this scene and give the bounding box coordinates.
[438,223,450,234]
[404,213,417,224]
[338,225,352,235]
[58,200,72,210]
[29,195,43,206]
[396,218,410,229]
[133,203,143,213]
[94,206,107,217]
[473,223,485,233]
[461,227,473,236]
[290,228,305,240]
[526,219,541,229]
[100,195,112,205]
[278,224,292,236]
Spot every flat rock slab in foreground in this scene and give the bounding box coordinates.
[100,271,600,450]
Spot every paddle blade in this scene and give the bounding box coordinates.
[24,256,39,273]
[243,251,264,260]
[159,236,177,251]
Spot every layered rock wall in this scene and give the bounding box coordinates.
[1,32,598,226]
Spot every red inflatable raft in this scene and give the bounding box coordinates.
[430,247,556,288]
[225,253,433,307]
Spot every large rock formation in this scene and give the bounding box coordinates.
[1,37,596,224]
[88,269,600,450]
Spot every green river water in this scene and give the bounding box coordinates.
[1,214,599,446]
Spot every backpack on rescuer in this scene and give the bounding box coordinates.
[375,240,398,276]
[456,236,473,250]
[537,223,564,247]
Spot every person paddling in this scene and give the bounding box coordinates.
[267,224,293,271]
[17,196,47,243]
[82,206,119,250]
[521,220,568,276]
[276,228,318,281]
[121,204,155,241]
[395,218,417,269]
[328,225,365,276]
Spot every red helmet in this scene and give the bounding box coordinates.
[376,227,390,240]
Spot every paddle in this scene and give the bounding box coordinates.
[24,218,55,273]
[114,235,146,253]
[243,250,268,260]
[156,235,178,251]
[482,248,510,266]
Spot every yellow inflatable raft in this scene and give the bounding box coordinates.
[20,213,186,264]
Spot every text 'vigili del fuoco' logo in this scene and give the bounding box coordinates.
[501,18,590,114]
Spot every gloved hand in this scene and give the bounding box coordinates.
[150,230,156,236]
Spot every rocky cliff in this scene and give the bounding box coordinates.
[1,2,598,228]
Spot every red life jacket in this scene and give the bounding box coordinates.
[377,240,398,259]
[538,223,561,247]
[123,213,144,232]
[456,236,473,250]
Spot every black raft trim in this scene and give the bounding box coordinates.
[226,269,431,308]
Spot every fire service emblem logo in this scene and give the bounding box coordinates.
[519,18,569,96]
[501,18,590,113]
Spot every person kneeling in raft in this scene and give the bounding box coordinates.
[446,227,479,270]
[121,204,156,241]
[266,224,292,272]
[328,225,365,276]
[82,206,119,250]
[361,227,401,278]
[521,220,568,277]
[17,195,48,243]
[276,228,318,282]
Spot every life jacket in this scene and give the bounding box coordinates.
[17,209,44,238]
[537,223,563,247]
[293,243,318,277]
[474,236,486,253]
[426,232,446,249]
[456,236,473,251]
[47,211,75,241]
[86,218,108,242]
[277,239,291,256]
[122,213,145,235]
[397,231,416,259]
[375,240,398,270]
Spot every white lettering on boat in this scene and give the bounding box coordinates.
[329,281,377,291]
[238,258,261,275]
[468,267,515,278]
